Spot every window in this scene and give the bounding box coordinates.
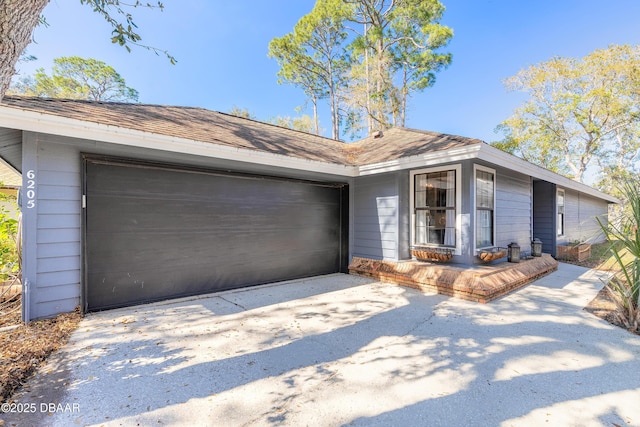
[475,167,495,248]
[557,189,565,236]
[413,169,456,247]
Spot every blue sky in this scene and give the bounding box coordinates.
[15,0,640,144]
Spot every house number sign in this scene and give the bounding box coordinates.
[25,169,36,209]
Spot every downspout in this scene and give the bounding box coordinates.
[17,210,29,323]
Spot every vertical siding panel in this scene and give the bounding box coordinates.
[397,171,410,260]
[33,134,82,319]
[564,190,608,244]
[495,169,532,254]
[353,173,399,260]
[21,132,38,321]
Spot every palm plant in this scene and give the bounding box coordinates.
[598,178,640,332]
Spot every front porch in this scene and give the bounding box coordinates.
[348,254,559,303]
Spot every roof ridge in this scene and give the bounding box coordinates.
[2,95,209,111]
[216,111,345,145]
[392,126,486,143]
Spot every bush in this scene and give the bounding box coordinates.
[0,198,19,282]
[598,178,640,333]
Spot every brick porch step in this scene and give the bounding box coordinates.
[348,254,558,303]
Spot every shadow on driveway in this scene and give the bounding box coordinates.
[2,265,639,427]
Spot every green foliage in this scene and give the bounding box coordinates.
[598,177,640,332]
[268,0,351,139]
[0,194,19,282]
[78,0,176,64]
[10,56,139,102]
[495,45,640,184]
[228,106,318,134]
[269,0,453,140]
[269,115,317,134]
[227,106,256,120]
[344,0,453,134]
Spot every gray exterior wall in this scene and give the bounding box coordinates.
[22,132,82,320]
[533,180,557,256]
[559,189,608,245]
[494,166,532,255]
[533,182,609,257]
[397,171,411,260]
[352,172,401,260]
[458,160,472,264]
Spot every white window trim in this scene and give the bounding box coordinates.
[410,164,462,256]
[557,188,566,237]
[473,164,497,253]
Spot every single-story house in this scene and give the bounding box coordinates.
[0,96,618,321]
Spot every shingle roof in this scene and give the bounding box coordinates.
[347,127,483,165]
[1,96,357,165]
[0,96,483,166]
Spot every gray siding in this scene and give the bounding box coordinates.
[561,189,608,244]
[495,168,532,254]
[459,160,473,264]
[22,133,81,320]
[533,180,557,256]
[353,173,399,260]
[0,128,22,172]
[397,171,410,260]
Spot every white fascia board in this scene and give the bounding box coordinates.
[357,144,483,176]
[0,106,358,178]
[476,144,620,204]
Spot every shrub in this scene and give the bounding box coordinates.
[0,198,19,283]
[598,178,640,332]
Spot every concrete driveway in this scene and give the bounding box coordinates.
[3,263,640,426]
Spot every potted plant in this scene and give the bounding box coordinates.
[477,247,508,263]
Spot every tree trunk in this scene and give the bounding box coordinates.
[363,23,372,134]
[0,0,50,102]
[329,81,338,140]
[376,37,385,130]
[312,95,319,136]
[401,66,407,127]
[327,60,339,140]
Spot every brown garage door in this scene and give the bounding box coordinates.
[83,157,348,311]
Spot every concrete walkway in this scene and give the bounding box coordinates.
[2,263,639,426]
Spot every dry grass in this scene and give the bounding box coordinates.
[0,304,82,403]
[578,241,639,335]
[0,292,21,329]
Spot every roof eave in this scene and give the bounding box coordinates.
[356,142,619,204]
[0,103,621,204]
[477,144,620,203]
[357,144,483,175]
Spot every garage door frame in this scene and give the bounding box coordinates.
[81,154,349,312]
